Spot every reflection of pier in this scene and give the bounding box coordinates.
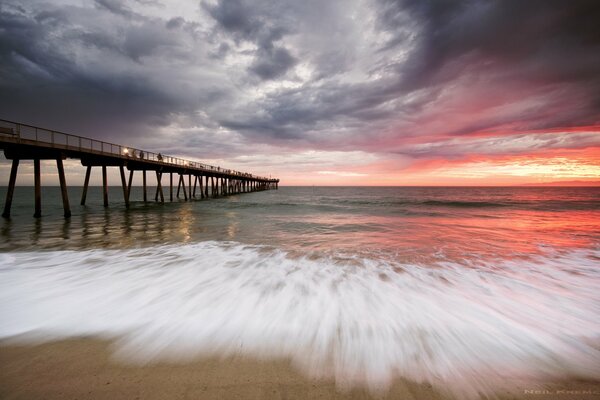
[0,119,279,218]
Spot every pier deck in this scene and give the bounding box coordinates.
[0,119,279,218]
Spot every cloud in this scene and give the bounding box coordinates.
[0,0,598,184]
[317,170,368,177]
[249,47,297,80]
[398,131,600,159]
[202,0,299,80]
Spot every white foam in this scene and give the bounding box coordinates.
[1,242,599,397]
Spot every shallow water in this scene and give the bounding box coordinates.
[1,186,599,397]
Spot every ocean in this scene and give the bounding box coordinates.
[1,186,599,397]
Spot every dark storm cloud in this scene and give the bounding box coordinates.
[0,0,598,166]
[248,47,297,80]
[94,0,135,18]
[0,1,217,142]
[202,0,298,80]
[378,0,600,104]
[209,0,600,152]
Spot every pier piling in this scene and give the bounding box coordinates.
[143,170,147,202]
[119,166,129,208]
[180,174,188,200]
[2,159,19,218]
[56,158,71,218]
[0,119,279,217]
[127,170,134,203]
[81,166,91,206]
[33,159,41,218]
[155,172,164,203]
[101,165,108,207]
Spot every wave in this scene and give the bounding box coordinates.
[340,198,600,210]
[321,198,507,208]
[417,199,600,211]
[1,242,599,398]
[213,196,600,213]
[419,200,507,208]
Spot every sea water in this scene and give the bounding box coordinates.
[1,186,599,397]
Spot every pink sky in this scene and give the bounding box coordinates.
[1,1,599,186]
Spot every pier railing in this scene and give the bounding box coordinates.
[0,119,270,180]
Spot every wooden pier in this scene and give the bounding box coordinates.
[0,119,279,218]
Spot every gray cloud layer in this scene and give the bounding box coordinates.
[1,0,599,167]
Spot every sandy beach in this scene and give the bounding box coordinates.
[1,339,598,400]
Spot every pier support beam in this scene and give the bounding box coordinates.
[199,175,204,199]
[179,174,188,200]
[143,170,147,202]
[81,166,91,205]
[2,159,19,218]
[155,172,164,203]
[127,170,134,203]
[102,165,108,207]
[170,173,173,202]
[56,158,71,218]
[120,166,129,208]
[33,159,41,218]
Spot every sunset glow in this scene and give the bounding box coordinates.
[1,0,599,185]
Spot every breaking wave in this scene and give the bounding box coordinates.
[1,241,599,398]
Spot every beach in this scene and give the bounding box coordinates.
[2,339,599,400]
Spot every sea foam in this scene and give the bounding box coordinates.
[1,241,599,397]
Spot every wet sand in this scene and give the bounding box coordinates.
[0,339,598,400]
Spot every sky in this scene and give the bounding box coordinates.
[1,0,599,186]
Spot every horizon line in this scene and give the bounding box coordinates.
[5,184,599,188]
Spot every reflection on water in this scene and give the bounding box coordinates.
[176,203,195,243]
[225,211,239,240]
[0,186,599,263]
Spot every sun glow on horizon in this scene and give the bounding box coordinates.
[426,156,600,181]
[276,150,600,186]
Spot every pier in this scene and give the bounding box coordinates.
[0,119,279,218]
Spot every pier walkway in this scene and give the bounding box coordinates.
[0,119,279,218]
